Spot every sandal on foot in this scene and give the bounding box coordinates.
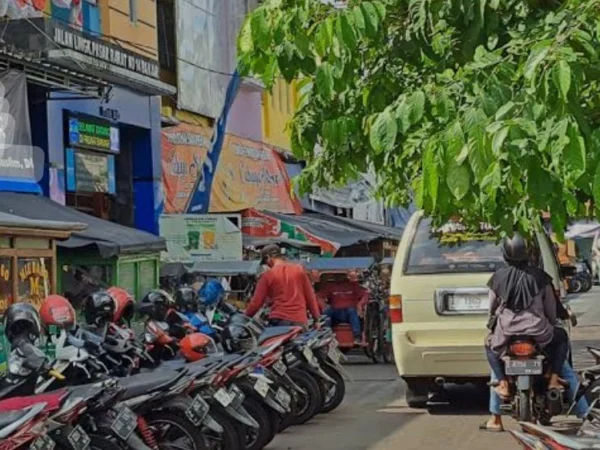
[479,421,504,432]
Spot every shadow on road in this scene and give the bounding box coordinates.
[427,383,490,416]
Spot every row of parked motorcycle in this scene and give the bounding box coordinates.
[509,346,600,448]
[0,281,349,450]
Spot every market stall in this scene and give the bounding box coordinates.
[0,192,166,304]
[0,211,86,370]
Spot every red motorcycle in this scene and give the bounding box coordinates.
[0,401,51,450]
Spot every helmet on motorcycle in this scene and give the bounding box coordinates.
[83,291,117,326]
[39,295,76,331]
[502,233,529,264]
[221,323,257,353]
[3,302,42,344]
[179,332,218,362]
[198,279,225,307]
[198,279,225,306]
[138,289,175,321]
[174,287,198,313]
[106,287,135,325]
[229,313,264,338]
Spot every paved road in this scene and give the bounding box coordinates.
[267,288,600,450]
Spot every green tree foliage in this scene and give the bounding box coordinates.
[237,0,600,237]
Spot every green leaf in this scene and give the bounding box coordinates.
[408,91,425,125]
[524,40,552,81]
[594,162,600,209]
[456,143,471,165]
[565,122,586,177]
[238,17,253,54]
[481,162,502,199]
[315,23,332,57]
[423,142,439,209]
[315,63,334,101]
[492,126,509,154]
[337,13,357,51]
[353,6,366,33]
[251,8,271,51]
[553,60,571,101]
[372,1,386,20]
[361,2,379,37]
[495,101,515,121]
[369,109,398,154]
[446,163,471,201]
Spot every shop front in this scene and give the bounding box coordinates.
[0,211,85,370]
[2,17,175,236]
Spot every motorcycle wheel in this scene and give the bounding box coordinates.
[266,408,281,445]
[287,368,322,425]
[144,410,208,450]
[581,277,592,293]
[89,435,122,450]
[518,390,533,423]
[202,409,243,450]
[241,396,272,450]
[571,279,582,293]
[320,365,346,413]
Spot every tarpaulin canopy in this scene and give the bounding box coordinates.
[303,257,376,271]
[265,210,402,247]
[187,260,262,276]
[565,221,600,239]
[243,234,321,252]
[0,192,166,258]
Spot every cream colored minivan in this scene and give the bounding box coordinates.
[390,211,565,407]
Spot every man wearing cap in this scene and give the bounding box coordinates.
[245,244,321,328]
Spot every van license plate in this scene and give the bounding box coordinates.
[447,295,488,312]
[506,359,543,375]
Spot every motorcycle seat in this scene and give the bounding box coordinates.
[118,370,185,399]
[258,327,299,345]
[0,390,68,412]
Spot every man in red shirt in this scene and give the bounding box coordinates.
[318,270,368,343]
[245,244,321,327]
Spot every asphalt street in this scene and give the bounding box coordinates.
[267,288,600,450]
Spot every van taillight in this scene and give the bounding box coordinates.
[389,295,403,323]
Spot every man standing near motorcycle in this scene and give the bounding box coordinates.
[245,244,321,328]
[318,270,368,345]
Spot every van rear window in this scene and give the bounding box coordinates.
[405,218,507,274]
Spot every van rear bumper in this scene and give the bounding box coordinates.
[392,322,490,377]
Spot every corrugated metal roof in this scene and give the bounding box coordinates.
[302,257,375,271]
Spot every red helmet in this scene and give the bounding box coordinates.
[107,287,135,324]
[39,295,76,330]
[179,333,217,362]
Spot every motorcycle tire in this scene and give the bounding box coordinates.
[581,277,592,293]
[518,390,533,423]
[89,435,123,450]
[144,410,208,450]
[570,279,582,293]
[202,409,243,450]
[320,365,346,414]
[241,396,272,450]
[287,368,322,426]
[266,408,281,446]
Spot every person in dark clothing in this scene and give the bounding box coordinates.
[485,233,568,399]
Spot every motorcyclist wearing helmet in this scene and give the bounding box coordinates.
[485,233,568,400]
[245,244,321,328]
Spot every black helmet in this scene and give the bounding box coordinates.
[502,233,529,264]
[3,303,41,344]
[84,291,117,326]
[138,289,175,321]
[229,313,263,337]
[221,323,257,353]
[174,287,198,313]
